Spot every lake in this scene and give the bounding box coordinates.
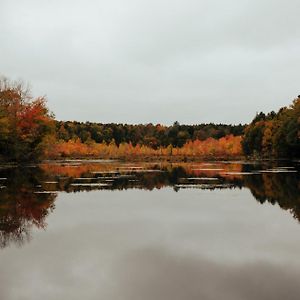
[0,160,300,300]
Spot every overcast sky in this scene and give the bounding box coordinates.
[0,0,299,125]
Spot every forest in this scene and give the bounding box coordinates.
[242,97,300,158]
[55,121,244,147]
[0,76,299,162]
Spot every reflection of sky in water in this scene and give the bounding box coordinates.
[1,187,300,300]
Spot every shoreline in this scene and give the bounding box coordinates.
[1,156,298,167]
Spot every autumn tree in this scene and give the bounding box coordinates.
[0,76,55,162]
[54,120,244,148]
[242,96,300,158]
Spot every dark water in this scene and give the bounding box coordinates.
[0,160,300,300]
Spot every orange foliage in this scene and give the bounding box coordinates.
[47,135,242,160]
[178,135,242,157]
[17,98,53,140]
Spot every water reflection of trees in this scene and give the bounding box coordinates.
[0,161,299,248]
[243,171,300,221]
[39,162,244,192]
[39,161,300,222]
[0,167,56,248]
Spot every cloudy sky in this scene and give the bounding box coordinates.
[0,0,299,125]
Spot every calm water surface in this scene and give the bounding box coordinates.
[0,160,300,300]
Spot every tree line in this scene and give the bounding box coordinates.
[56,121,244,148]
[0,76,299,162]
[242,96,300,158]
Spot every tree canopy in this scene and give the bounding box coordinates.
[1,75,299,162]
[0,77,55,162]
[242,97,300,158]
[55,120,244,148]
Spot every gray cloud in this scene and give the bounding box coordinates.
[1,0,299,124]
